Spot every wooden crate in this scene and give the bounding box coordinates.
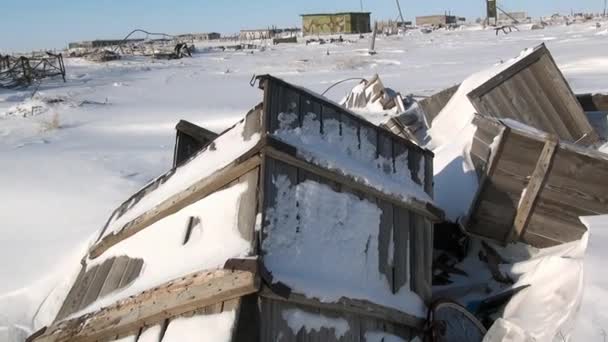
[466,114,608,248]
[467,43,599,146]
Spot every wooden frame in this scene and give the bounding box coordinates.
[465,114,606,247]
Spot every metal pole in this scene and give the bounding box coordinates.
[395,0,406,25]
[604,0,607,17]
[360,0,363,11]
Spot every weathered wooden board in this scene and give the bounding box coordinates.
[257,74,435,197]
[466,114,607,247]
[34,269,259,342]
[55,257,144,322]
[262,155,434,305]
[418,83,460,126]
[258,294,418,342]
[173,120,219,167]
[467,43,599,146]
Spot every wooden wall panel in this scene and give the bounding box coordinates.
[467,44,598,146]
[259,74,434,198]
[258,297,415,342]
[262,155,433,304]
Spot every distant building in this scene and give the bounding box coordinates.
[301,12,371,36]
[415,15,458,27]
[239,29,276,40]
[68,39,144,50]
[177,32,221,41]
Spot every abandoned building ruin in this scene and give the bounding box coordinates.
[0,52,65,89]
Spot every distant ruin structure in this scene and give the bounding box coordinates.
[301,12,371,36]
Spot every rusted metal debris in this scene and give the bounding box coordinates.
[0,52,66,89]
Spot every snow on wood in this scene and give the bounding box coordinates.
[103,114,261,238]
[77,179,255,316]
[262,176,427,318]
[281,308,350,339]
[31,269,258,342]
[272,111,433,206]
[162,311,236,342]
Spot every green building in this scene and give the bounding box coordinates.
[301,12,371,36]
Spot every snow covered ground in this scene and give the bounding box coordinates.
[2,22,608,340]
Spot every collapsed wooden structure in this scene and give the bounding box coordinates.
[465,114,608,247]
[0,52,66,89]
[31,75,443,341]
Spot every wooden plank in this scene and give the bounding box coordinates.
[89,154,263,259]
[33,269,260,342]
[118,258,144,288]
[98,257,130,299]
[518,67,571,138]
[55,265,100,322]
[259,287,425,328]
[377,200,394,291]
[418,84,460,126]
[410,216,431,303]
[377,131,394,174]
[237,168,260,242]
[54,267,86,322]
[175,120,218,145]
[538,54,598,144]
[263,145,444,222]
[509,136,558,242]
[424,152,434,198]
[393,207,409,293]
[79,258,115,311]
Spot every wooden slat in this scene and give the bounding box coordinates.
[34,269,260,342]
[89,154,263,259]
[263,144,444,222]
[259,287,424,328]
[55,265,100,322]
[418,84,460,126]
[98,257,130,299]
[392,207,409,293]
[79,258,115,311]
[54,267,86,322]
[377,200,394,291]
[509,136,558,242]
[236,168,260,242]
[118,258,143,288]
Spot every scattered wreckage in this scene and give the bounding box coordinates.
[27,43,607,342]
[0,52,65,89]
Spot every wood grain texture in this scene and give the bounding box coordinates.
[34,269,259,342]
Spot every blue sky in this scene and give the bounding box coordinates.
[1,0,603,52]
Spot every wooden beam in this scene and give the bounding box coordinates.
[32,269,260,342]
[259,287,425,329]
[175,120,219,145]
[263,139,444,222]
[89,152,263,259]
[508,136,558,242]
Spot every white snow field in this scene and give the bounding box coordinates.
[2,22,608,341]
